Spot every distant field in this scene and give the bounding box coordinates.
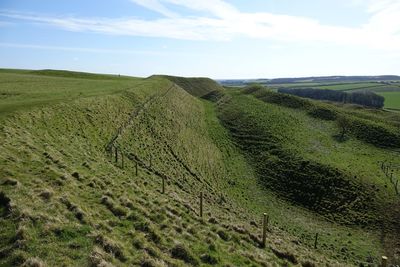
[271,82,385,91]
[378,91,400,110]
[315,82,385,91]
[267,80,400,111]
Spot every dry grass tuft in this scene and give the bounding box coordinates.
[101,196,128,217]
[21,257,45,267]
[89,247,116,267]
[95,234,127,262]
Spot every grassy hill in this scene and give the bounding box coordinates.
[1,69,399,266]
[155,75,224,98]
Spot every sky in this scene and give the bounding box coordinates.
[0,0,400,79]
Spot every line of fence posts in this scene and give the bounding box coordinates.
[105,147,394,264]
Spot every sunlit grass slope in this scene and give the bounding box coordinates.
[216,86,400,265]
[1,70,399,266]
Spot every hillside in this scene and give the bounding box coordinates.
[154,75,224,98]
[1,69,399,266]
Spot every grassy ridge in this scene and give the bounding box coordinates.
[156,75,224,97]
[247,87,400,148]
[1,71,344,266]
[1,70,399,266]
[216,88,400,264]
[217,92,384,224]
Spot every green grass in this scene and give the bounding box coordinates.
[378,91,400,109]
[216,87,400,264]
[0,71,142,117]
[1,69,399,266]
[156,75,224,97]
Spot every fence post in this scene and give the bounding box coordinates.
[314,233,319,249]
[262,213,267,248]
[200,192,203,217]
[381,256,388,267]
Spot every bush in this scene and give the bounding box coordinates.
[308,107,337,120]
[349,117,400,148]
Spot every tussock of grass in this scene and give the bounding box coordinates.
[21,257,45,267]
[94,235,126,262]
[170,244,198,266]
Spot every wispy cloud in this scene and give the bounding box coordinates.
[1,0,400,51]
[0,42,165,55]
[0,20,12,26]
[130,0,178,18]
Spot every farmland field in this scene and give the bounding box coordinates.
[378,91,400,110]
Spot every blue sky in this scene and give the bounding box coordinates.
[0,0,400,78]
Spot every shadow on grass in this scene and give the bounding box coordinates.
[332,134,350,143]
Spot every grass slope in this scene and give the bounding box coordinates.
[0,70,343,266]
[155,75,224,98]
[1,70,399,266]
[0,70,141,117]
[216,87,400,264]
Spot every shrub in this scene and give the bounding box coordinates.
[308,107,337,120]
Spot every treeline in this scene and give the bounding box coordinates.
[278,88,385,108]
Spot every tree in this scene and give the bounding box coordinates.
[336,116,351,141]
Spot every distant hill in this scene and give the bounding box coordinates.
[219,75,400,86]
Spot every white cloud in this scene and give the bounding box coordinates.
[1,0,400,51]
[0,42,165,55]
[130,0,178,18]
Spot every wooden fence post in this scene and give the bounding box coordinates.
[314,233,319,249]
[381,256,388,267]
[262,213,267,248]
[200,192,203,217]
